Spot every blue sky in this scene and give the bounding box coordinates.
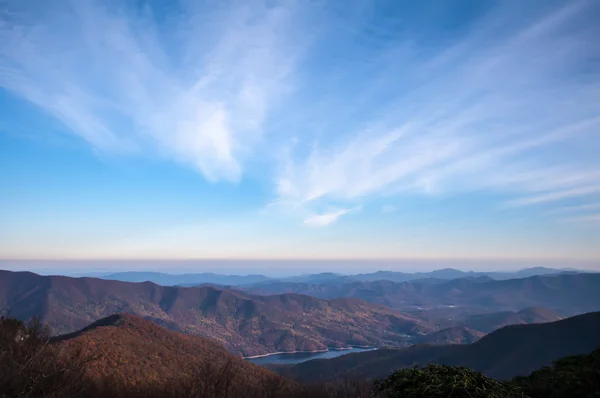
[1,0,600,269]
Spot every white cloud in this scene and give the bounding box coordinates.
[303,206,362,227]
[276,2,600,222]
[0,0,307,181]
[506,185,600,208]
[304,210,348,227]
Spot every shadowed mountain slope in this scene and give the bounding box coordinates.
[276,311,600,382]
[462,307,564,333]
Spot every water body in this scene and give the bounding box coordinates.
[246,347,376,366]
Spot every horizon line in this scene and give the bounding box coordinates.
[1,257,600,262]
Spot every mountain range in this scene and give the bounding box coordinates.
[242,273,600,315]
[274,311,600,383]
[342,267,581,283]
[0,270,434,356]
[83,267,584,287]
[1,269,596,358]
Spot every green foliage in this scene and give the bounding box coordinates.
[514,348,600,398]
[374,364,526,398]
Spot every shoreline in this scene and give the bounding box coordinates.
[244,345,376,360]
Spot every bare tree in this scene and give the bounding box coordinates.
[0,315,101,398]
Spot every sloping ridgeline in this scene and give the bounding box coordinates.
[0,270,434,357]
[275,311,600,382]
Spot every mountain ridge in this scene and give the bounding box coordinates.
[243,273,600,315]
[275,311,600,382]
[0,270,434,357]
[67,266,589,287]
[52,312,290,390]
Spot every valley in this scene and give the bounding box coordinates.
[1,266,599,398]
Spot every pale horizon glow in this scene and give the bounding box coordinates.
[2,259,600,277]
[1,0,599,265]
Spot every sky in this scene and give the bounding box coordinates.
[1,0,600,272]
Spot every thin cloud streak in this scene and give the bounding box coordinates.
[549,203,600,214]
[304,210,349,227]
[506,185,600,208]
[276,1,600,223]
[304,206,362,227]
[0,0,307,181]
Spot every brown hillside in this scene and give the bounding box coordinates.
[0,270,434,356]
[52,313,286,389]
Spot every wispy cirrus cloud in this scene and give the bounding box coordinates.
[0,0,307,181]
[303,205,363,227]
[506,185,600,208]
[275,1,600,225]
[304,210,350,227]
[549,203,600,215]
[2,0,600,231]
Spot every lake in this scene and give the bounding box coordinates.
[246,347,377,365]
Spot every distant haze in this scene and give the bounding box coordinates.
[1,259,599,277]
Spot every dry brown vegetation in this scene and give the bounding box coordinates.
[1,313,373,398]
[2,313,597,398]
[52,313,286,388]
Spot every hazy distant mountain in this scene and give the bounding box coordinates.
[243,273,600,315]
[430,273,600,315]
[350,269,467,282]
[487,267,585,280]
[240,267,585,295]
[90,266,582,288]
[348,267,582,283]
[100,271,271,286]
[276,311,600,382]
[0,270,434,357]
[276,272,348,284]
